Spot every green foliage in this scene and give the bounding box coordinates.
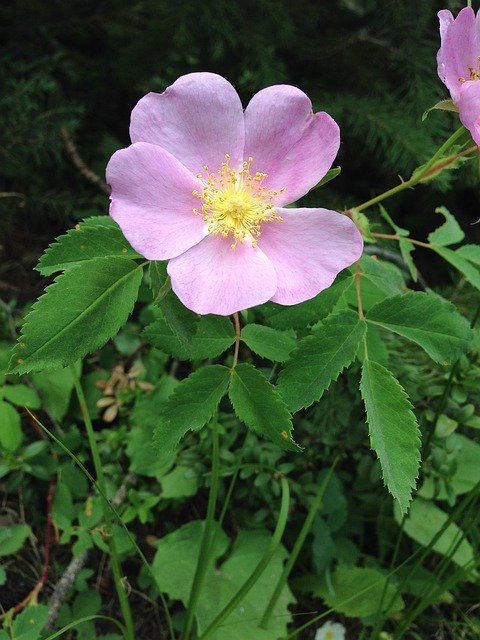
[308,566,404,617]
[277,310,366,412]
[10,259,143,374]
[37,222,140,276]
[0,524,31,556]
[229,363,300,451]
[360,360,421,513]
[427,206,465,247]
[144,312,235,360]
[396,498,476,569]
[154,365,230,451]
[152,521,294,639]
[241,324,296,362]
[366,292,473,364]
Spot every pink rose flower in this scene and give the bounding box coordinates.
[106,73,363,316]
[437,7,480,144]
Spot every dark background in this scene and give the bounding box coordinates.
[1,0,477,300]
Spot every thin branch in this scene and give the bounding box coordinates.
[60,127,110,195]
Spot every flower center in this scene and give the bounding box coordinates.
[192,154,284,249]
[459,56,480,82]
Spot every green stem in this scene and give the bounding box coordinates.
[260,462,337,629]
[182,422,221,640]
[198,477,290,640]
[355,126,466,213]
[71,365,135,640]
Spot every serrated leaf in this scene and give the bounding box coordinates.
[144,314,235,360]
[428,206,465,247]
[148,261,170,303]
[422,98,458,121]
[78,215,119,229]
[346,256,405,311]
[367,291,472,364]
[229,363,300,451]
[241,324,296,362]
[261,272,352,329]
[10,259,143,374]
[360,361,420,513]
[37,224,140,276]
[154,365,230,451]
[432,245,480,291]
[276,310,366,412]
[156,291,198,349]
[456,244,480,266]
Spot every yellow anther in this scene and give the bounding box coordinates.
[193,153,284,249]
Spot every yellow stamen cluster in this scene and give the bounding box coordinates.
[192,154,284,249]
[459,56,480,82]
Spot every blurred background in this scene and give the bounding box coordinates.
[1,0,477,301]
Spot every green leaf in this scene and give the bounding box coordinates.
[10,604,49,640]
[276,309,366,412]
[346,256,405,311]
[262,272,353,329]
[311,166,341,190]
[78,215,119,229]
[379,204,417,282]
[10,259,143,374]
[419,434,480,499]
[360,361,420,513]
[160,465,198,498]
[428,206,465,247]
[0,565,6,586]
[229,363,300,451]
[431,245,480,292]
[148,261,170,303]
[0,524,31,556]
[456,244,480,266]
[367,291,472,364]
[36,224,140,276]
[152,522,294,640]
[144,314,235,360]
[154,365,230,451]
[31,362,81,421]
[156,291,198,349]
[422,99,458,121]
[0,401,22,451]
[2,384,41,409]
[395,498,475,569]
[241,324,296,362]
[310,566,403,617]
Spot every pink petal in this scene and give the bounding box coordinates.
[167,235,277,316]
[129,73,245,175]
[106,142,206,260]
[437,7,479,102]
[244,85,340,206]
[458,81,480,145]
[258,208,363,305]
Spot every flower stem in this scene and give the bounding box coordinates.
[182,422,221,640]
[71,365,135,640]
[354,126,466,213]
[231,312,241,369]
[198,476,290,640]
[260,462,337,629]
